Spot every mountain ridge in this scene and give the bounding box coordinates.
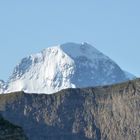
[0,78,139,140]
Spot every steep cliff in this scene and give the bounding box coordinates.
[0,78,139,140]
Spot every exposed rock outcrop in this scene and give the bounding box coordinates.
[0,78,140,140]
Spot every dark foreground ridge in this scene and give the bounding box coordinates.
[0,114,28,140]
[0,78,140,140]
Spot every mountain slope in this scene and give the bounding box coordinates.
[0,78,140,140]
[4,42,130,94]
[0,115,28,140]
[0,80,5,93]
[124,70,136,79]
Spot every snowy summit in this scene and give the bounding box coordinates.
[1,42,133,94]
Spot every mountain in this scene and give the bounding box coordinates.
[0,114,28,140]
[2,42,134,94]
[0,78,139,140]
[124,70,136,79]
[0,80,5,93]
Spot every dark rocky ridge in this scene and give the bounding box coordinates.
[0,114,28,140]
[0,78,140,140]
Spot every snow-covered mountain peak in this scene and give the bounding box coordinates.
[59,42,106,60]
[1,42,135,94]
[9,42,108,82]
[7,44,76,93]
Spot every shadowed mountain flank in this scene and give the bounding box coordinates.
[0,114,28,140]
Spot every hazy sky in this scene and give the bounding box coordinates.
[0,0,140,80]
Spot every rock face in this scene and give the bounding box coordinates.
[3,42,131,94]
[0,114,28,140]
[0,78,140,140]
